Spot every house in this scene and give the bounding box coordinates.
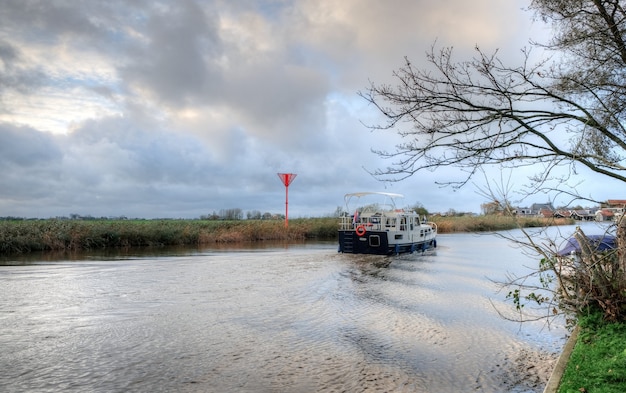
[606,200,626,209]
[571,210,595,221]
[553,210,572,219]
[594,199,626,221]
[539,208,554,218]
[532,202,555,214]
[596,209,615,222]
[515,202,555,217]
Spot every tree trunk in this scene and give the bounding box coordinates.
[618,215,626,275]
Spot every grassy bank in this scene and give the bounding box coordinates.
[0,215,574,255]
[557,311,626,393]
[431,215,573,233]
[0,218,338,254]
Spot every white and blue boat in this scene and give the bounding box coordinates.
[338,192,437,255]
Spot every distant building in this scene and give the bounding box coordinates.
[538,208,553,218]
[515,202,555,217]
[509,199,626,221]
[599,200,626,222]
[571,210,594,221]
[553,210,572,219]
[605,200,626,209]
[596,209,615,222]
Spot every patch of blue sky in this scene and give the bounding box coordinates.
[50,72,121,95]
[255,0,292,22]
[286,42,342,87]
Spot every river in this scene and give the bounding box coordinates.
[0,225,591,393]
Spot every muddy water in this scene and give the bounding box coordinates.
[0,231,570,392]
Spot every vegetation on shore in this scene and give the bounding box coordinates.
[558,310,626,393]
[0,218,336,255]
[430,215,573,233]
[0,215,574,255]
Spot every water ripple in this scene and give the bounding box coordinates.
[0,236,568,392]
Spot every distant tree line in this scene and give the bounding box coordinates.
[201,209,285,220]
[0,206,379,221]
[0,209,285,221]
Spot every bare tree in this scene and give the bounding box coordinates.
[362,1,626,189]
[361,0,626,321]
[219,208,244,220]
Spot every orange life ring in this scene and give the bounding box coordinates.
[355,225,366,236]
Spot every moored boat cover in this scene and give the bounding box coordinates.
[556,235,616,256]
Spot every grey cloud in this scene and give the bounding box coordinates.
[67,117,217,185]
[0,124,64,203]
[0,40,46,93]
[0,124,62,166]
[0,0,589,218]
[0,0,125,44]
[120,1,224,106]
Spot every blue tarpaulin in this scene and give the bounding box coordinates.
[557,235,616,256]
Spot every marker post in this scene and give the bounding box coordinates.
[277,173,297,228]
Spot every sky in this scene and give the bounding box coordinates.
[0,0,621,219]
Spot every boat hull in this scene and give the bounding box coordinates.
[338,230,437,255]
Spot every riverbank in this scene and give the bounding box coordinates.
[0,215,574,255]
[551,311,626,393]
[0,218,335,254]
[432,215,572,233]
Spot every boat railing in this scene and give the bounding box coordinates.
[340,215,437,232]
[338,215,352,231]
[338,215,386,231]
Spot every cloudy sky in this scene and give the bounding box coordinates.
[0,0,617,219]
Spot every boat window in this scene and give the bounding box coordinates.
[369,235,380,247]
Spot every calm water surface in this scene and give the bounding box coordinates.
[0,228,580,393]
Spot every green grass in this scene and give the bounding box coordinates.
[558,311,626,393]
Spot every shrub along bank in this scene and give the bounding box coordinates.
[0,218,337,254]
[431,215,572,233]
[0,215,573,255]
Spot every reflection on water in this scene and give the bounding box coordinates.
[0,240,327,265]
[0,232,571,392]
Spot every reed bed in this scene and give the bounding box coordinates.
[431,215,573,233]
[0,218,338,254]
[0,215,574,255]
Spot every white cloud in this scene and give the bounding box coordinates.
[0,0,605,219]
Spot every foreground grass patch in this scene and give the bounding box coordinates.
[558,311,626,393]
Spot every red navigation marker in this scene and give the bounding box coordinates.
[277,173,297,227]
